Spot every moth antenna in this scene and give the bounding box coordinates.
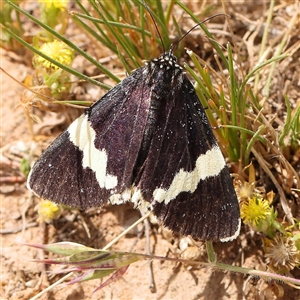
[142,0,166,52]
[169,13,231,53]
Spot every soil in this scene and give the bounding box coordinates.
[1,1,300,300]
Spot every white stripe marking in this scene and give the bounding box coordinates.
[109,188,131,205]
[153,146,226,205]
[131,187,151,212]
[68,114,118,189]
[220,218,241,242]
[109,187,151,213]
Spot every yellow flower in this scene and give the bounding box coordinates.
[38,0,68,10]
[37,200,62,223]
[34,40,74,70]
[241,196,271,230]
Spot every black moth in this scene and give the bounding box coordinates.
[27,48,240,242]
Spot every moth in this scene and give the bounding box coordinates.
[27,48,240,242]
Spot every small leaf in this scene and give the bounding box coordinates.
[68,269,116,285]
[27,242,96,256]
[94,266,130,292]
[69,251,111,263]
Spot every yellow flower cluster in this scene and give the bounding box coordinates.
[241,196,271,230]
[37,200,62,223]
[35,40,74,70]
[38,0,68,9]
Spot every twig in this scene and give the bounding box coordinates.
[142,212,156,293]
[0,222,37,234]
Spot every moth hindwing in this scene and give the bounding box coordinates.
[28,51,240,242]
